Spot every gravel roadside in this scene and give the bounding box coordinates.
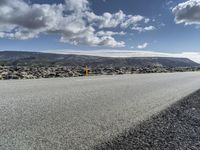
[95,90,200,150]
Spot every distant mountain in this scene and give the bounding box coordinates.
[0,51,199,68]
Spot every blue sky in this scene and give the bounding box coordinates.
[0,0,200,58]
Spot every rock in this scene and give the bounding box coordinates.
[0,65,199,80]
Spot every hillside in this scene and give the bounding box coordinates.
[0,51,198,67]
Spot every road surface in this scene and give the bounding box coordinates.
[1,72,200,150]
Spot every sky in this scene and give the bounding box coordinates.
[0,0,200,62]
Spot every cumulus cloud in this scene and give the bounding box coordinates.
[96,31,125,36]
[65,0,89,12]
[173,0,200,25]
[120,15,150,28]
[137,43,149,49]
[0,0,154,47]
[86,11,126,28]
[132,26,156,32]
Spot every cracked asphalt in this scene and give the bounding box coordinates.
[0,72,200,150]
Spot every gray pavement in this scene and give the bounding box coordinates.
[95,89,200,150]
[1,72,200,150]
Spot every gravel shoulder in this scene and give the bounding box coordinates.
[95,90,200,150]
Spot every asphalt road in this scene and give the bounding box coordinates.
[95,89,200,150]
[1,72,200,150]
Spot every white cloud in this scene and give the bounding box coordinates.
[85,11,152,31]
[166,1,173,6]
[173,0,200,25]
[132,26,156,32]
[44,50,200,63]
[0,0,154,47]
[96,31,125,36]
[86,11,126,28]
[120,15,149,28]
[65,0,89,12]
[137,43,149,49]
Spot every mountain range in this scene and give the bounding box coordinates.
[0,51,199,68]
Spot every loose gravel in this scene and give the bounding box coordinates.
[95,90,200,150]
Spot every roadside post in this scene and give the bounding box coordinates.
[86,65,89,77]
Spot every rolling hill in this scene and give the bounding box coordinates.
[0,51,199,68]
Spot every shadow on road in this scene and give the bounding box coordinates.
[94,90,200,150]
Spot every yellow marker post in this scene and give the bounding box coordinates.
[86,65,89,77]
[90,68,92,76]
